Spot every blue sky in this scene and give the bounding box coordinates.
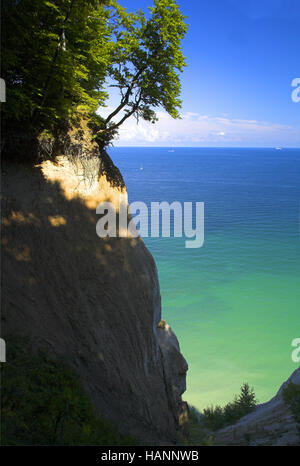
[102,0,300,147]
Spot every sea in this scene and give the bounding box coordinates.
[108,146,300,410]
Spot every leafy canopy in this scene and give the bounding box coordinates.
[2,0,188,149]
[2,1,112,127]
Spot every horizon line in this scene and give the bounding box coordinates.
[109,145,300,150]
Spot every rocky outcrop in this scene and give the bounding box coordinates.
[1,149,188,445]
[213,367,300,446]
[156,320,188,416]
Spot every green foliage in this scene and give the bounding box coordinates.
[282,381,300,439]
[177,405,212,446]
[96,0,187,147]
[201,383,257,432]
[238,382,257,411]
[178,387,258,446]
[2,0,111,131]
[2,0,188,152]
[1,338,136,446]
[188,405,201,424]
[202,404,225,431]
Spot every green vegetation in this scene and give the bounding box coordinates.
[2,0,111,128]
[201,383,257,432]
[1,338,136,445]
[177,384,257,445]
[2,0,187,155]
[177,405,213,446]
[282,381,300,440]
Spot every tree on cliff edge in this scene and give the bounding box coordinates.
[1,0,187,157]
[94,0,187,150]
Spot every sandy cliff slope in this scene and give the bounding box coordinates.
[1,151,188,445]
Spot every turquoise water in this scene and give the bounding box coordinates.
[109,147,300,409]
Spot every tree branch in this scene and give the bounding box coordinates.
[108,91,143,130]
[104,66,146,124]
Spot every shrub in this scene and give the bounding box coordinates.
[177,404,213,446]
[201,383,257,431]
[1,338,136,446]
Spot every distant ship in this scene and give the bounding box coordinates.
[275,147,282,150]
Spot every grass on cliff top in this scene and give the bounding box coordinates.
[0,337,137,446]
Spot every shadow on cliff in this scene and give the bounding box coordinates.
[1,159,187,445]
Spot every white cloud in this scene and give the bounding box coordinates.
[111,111,300,147]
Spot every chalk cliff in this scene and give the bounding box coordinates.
[1,131,188,445]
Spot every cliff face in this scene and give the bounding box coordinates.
[213,367,300,446]
[1,144,188,444]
